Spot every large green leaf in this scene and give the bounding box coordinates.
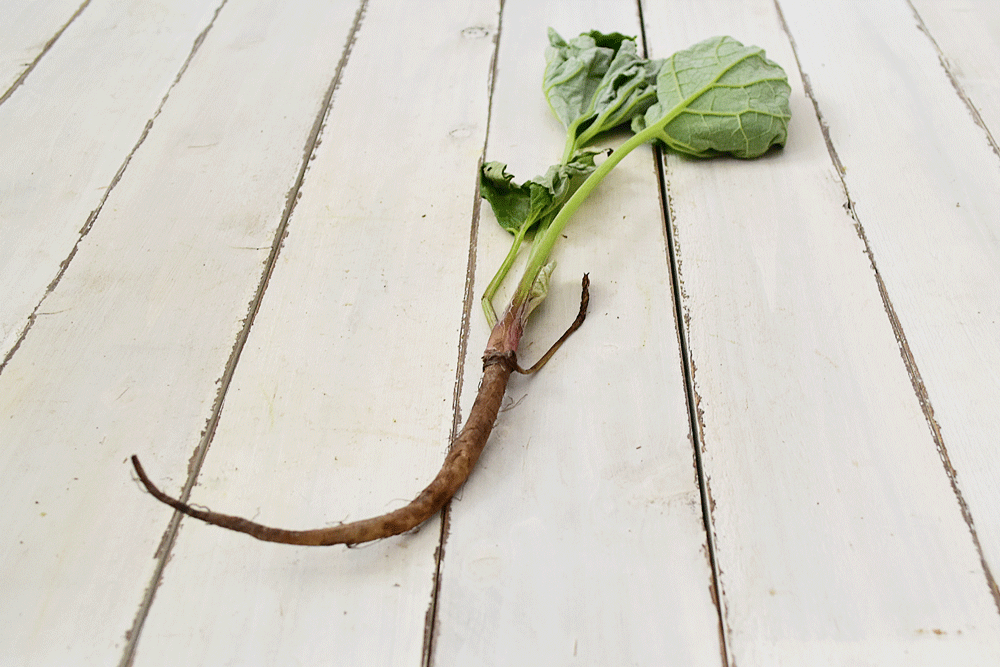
[632,36,791,158]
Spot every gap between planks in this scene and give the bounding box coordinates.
[652,143,731,667]
[419,2,508,665]
[117,1,370,665]
[0,0,231,376]
[0,0,91,106]
[905,0,999,158]
[772,0,1000,616]
[635,4,732,665]
[634,1,734,662]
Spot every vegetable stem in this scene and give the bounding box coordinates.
[512,127,655,304]
[560,129,579,166]
[481,223,530,327]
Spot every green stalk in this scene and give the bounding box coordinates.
[510,126,657,308]
[481,222,530,327]
[571,88,658,155]
[559,129,579,166]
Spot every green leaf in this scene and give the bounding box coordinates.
[581,41,661,142]
[543,29,628,130]
[479,162,533,234]
[480,151,600,236]
[544,29,662,154]
[529,150,601,216]
[631,36,791,158]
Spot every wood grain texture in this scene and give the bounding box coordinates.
[0,0,84,95]
[130,0,500,664]
[2,0,999,664]
[0,0,360,663]
[642,0,1000,663]
[0,0,221,359]
[910,0,1000,150]
[779,0,1000,616]
[431,1,722,665]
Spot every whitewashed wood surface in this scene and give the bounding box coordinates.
[1,1,998,665]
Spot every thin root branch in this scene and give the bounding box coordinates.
[516,273,589,374]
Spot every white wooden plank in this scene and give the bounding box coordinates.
[641,0,1000,663]
[4,0,997,664]
[130,0,500,664]
[0,0,84,95]
[779,0,1000,620]
[0,1,362,664]
[432,1,722,664]
[910,0,1000,149]
[0,0,220,359]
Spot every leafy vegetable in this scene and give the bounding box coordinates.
[133,30,791,549]
[482,32,791,330]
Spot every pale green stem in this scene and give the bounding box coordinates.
[560,131,578,166]
[481,223,530,327]
[511,125,660,306]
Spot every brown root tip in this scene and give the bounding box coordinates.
[516,272,590,374]
[128,351,515,547]
[132,455,183,511]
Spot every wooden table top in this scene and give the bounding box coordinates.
[2,0,998,664]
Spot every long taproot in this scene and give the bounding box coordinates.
[131,274,588,547]
[131,356,515,547]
